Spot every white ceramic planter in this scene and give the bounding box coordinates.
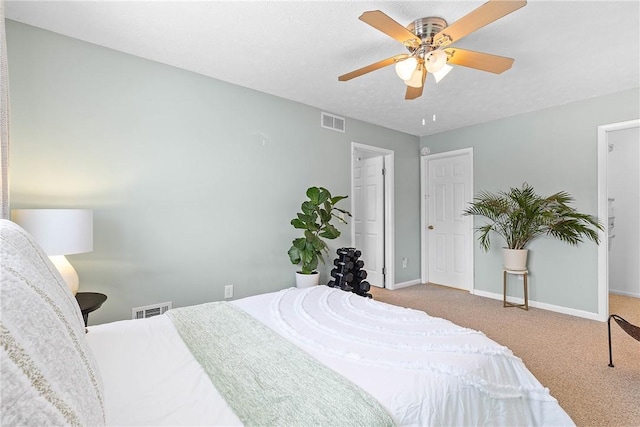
[295,271,320,288]
[503,248,528,271]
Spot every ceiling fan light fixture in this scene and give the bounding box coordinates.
[432,63,453,83]
[395,57,418,81]
[424,49,447,73]
[339,2,527,100]
[404,66,424,88]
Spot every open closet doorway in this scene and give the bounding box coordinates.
[597,119,640,321]
[351,142,395,289]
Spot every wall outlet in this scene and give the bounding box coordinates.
[224,285,234,299]
[402,257,408,268]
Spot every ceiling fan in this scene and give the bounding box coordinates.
[338,0,527,100]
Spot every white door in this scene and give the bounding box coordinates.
[607,126,640,298]
[425,151,472,290]
[354,155,385,287]
[597,119,640,320]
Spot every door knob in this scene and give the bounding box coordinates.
[428,225,434,230]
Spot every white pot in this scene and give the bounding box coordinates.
[503,248,528,271]
[295,271,320,288]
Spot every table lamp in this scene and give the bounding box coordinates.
[11,209,93,295]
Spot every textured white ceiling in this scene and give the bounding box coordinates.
[5,0,640,137]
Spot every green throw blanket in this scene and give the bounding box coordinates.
[168,302,394,427]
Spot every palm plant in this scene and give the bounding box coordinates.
[288,186,351,274]
[463,183,603,251]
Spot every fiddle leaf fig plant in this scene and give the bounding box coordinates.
[463,183,603,251]
[288,186,351,274]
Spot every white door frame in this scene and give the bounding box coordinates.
[351,142,395,289]
[597,118,640,321]
[420,148,474,289]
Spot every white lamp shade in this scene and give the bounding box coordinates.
[49,255,80,294]
[424,49,447,73]
[395,57,418,81]
[11,209,93,255]
[432,63,453,83]
[404,67,424,88]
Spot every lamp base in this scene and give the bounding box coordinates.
[49,255,79,295]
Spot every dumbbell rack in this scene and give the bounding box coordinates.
[327,247,371,298]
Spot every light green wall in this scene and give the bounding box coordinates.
[6,21,421,324]
[421,89,640,313]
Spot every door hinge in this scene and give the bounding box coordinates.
[382,267,386,275]
[382,168,386,176]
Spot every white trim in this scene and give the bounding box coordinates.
[393,279,422,290]
[420,155,427,284]
[596,119,640,322]
[609,290,640,298]
[420,148,474,291]
[351,142,395,290]
[471,290,602,321]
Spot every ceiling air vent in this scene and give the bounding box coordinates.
[132,301,172,319]
[321,112,345,133]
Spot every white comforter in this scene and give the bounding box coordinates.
[86,286,574,426]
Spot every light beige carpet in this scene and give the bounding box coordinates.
[370,284,640,427]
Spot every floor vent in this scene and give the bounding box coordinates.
[321,112,345,132]
[132,302,172,319]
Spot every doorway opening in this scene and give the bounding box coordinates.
[351,142,395,289]
[597,119,640,321]
[420,148,474,291]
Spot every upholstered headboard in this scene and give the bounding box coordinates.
[0,219,105,425]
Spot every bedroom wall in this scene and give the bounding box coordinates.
[6,21,421,324]
[420,89,640,315]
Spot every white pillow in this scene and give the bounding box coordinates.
[0,219,105,426]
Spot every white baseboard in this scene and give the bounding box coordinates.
[384,282,604,321]
[391,279,422,290]
[609,289,640,298]
[471,289,602,322]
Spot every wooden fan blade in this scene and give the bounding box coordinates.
[434,0,527,47]
[338,54,409,81]
[405,68,427,100]
[359,10,421,48]
[444,47,514,74]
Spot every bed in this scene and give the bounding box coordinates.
[0,219,574,426]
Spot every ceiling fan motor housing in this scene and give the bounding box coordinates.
[407,17,448,56]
